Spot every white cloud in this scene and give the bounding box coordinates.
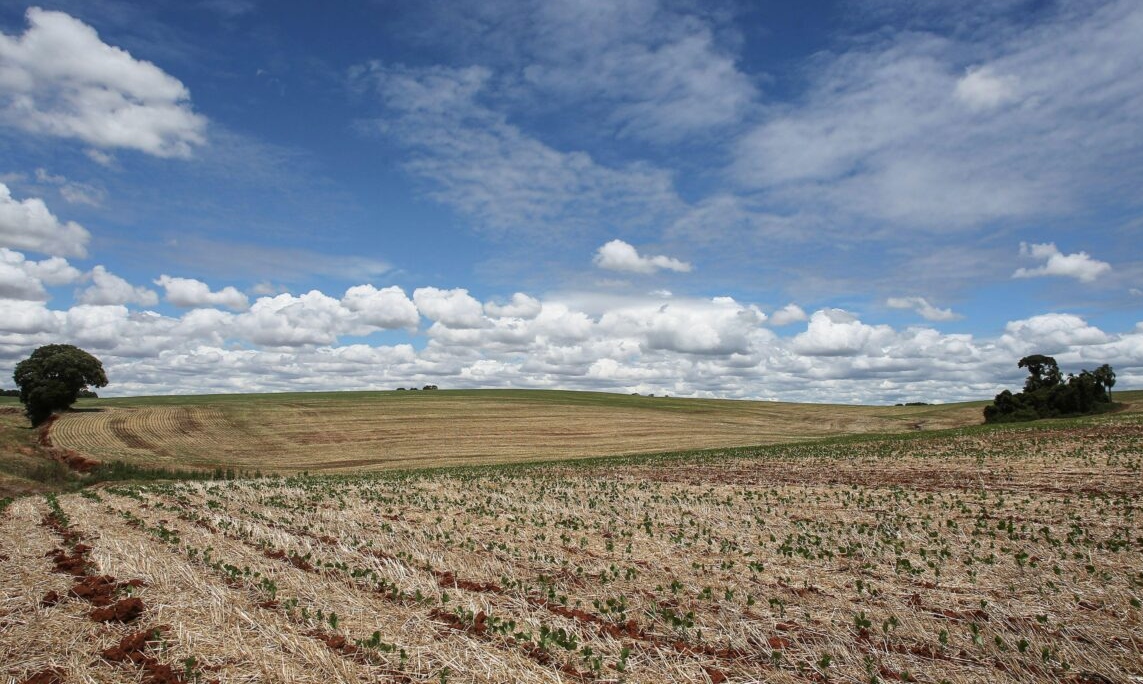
[954,65,1019,111]
[0,253,46,301]
[597,296,768,356]
[0,7,206,157]
[999,313,1110,355]
[155,275,250,311]
[484,292,542,319]
[235,291,351,347]
[593,239,692,275]
[3,279,1142,404]
[413,287,487,329]
[0,299,61,334]
[886,296,960,321]
[0,182,90,257]
[1012,242,1112,283]
[341,284,419,329]
[0,248,81,301]
[769,303,807,327]
[792,309,894,357]
[78,266,159,307]
[21,253,81,286]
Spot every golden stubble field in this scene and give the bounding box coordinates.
[3,409,1141,683]
[45,390,986,472]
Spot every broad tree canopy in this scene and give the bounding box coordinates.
[13,344,108,426]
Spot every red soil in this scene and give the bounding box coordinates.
[18,668,66,684]
[90,597,146,623]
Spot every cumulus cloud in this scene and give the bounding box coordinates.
[0,182,90,257]
[0,7,206,157]
[155,275,250,311]
[769,303,807,327]
[593,239,692,275]
[341,284,419,329]
[0,248,81,300]
[598,296,767,356]
[0,253,46,301]
[999,313,1110,354]
[0,299,61,335]
[78,266,159,307]
[235,291,349,347]
[792,309,894,357]
[413,287,487,329]
[484,292,542,319]
[2,279,1142,404]
[886,296,960,321]
[1013,242,1112,283]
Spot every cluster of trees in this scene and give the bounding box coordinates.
[984,354,1116,423]
[396,385,439,391]
[12,344,107,426]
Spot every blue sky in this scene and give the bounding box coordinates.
[1,0,1140,402]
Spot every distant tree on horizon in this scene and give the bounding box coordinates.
[984,355,1115,423]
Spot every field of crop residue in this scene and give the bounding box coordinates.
[46,390,985,472]
[3,409,1141,683]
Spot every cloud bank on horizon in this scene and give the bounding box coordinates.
[0,0,1141,403]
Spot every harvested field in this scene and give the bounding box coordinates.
[46,390,986,472]
[3,408,1141,683]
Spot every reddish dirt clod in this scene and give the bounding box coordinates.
[40,590,61,607]
[46,547,89,576]
[102,626,166,663]
[90,597,145,623]
[19,668,67,684]
[70,574,123,606]
[100,626,217,684]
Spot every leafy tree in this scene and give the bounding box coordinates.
[1093,363,1116,401]
[1018,354,1061,393]
[12,344,108,427]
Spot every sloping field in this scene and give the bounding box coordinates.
[47,390,986,472]
[3,410,1141,683]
